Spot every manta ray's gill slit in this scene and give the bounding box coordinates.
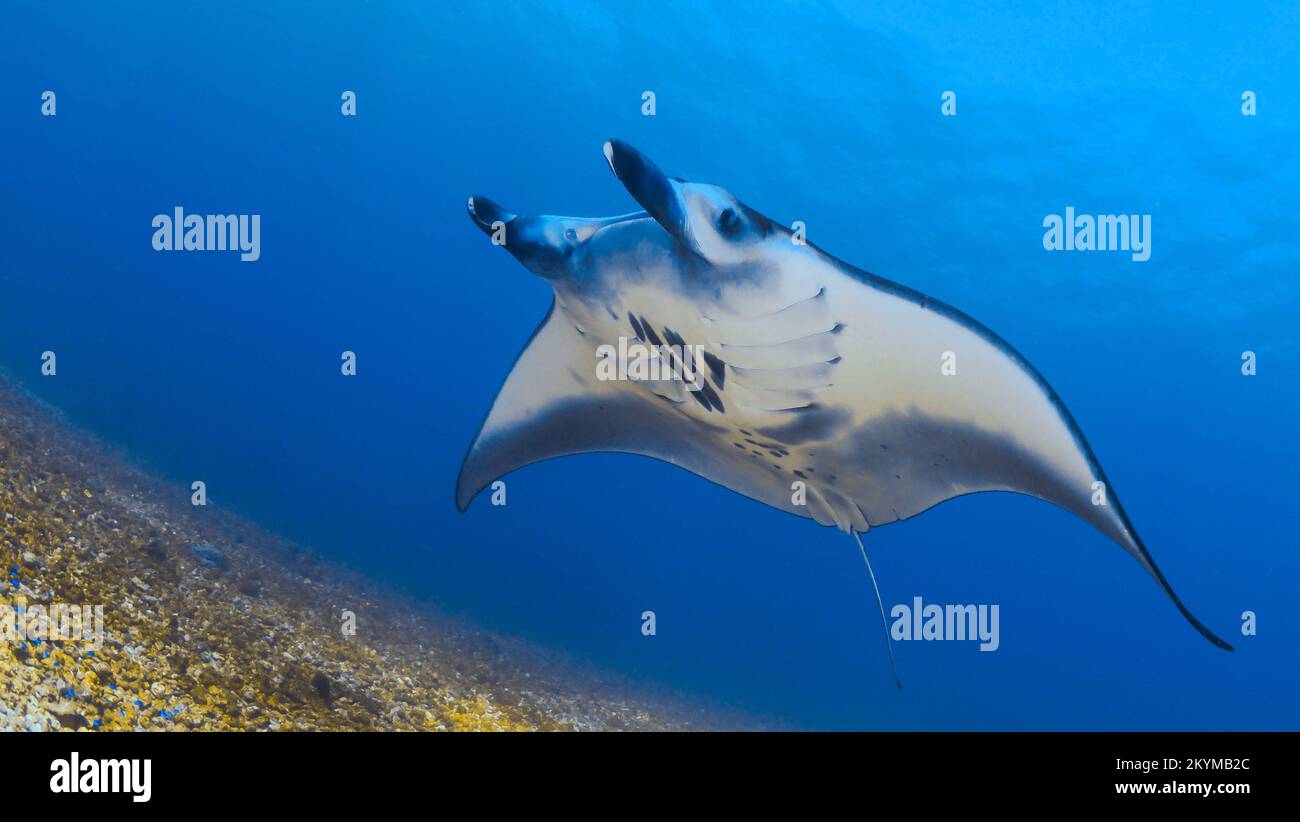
[718,322,846,357]
[706,285,827,326]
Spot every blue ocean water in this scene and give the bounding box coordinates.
[2,2,1296,729]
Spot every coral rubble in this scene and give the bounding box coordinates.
[0,374,746,731]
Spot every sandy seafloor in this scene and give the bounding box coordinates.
[0,373,760,731]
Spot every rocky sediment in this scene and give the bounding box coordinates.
[0,374,745,731]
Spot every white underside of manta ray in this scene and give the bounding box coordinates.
[457,139,1232,667]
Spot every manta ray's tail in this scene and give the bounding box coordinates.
[852,530,902,689]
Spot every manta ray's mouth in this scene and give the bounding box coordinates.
[466,195,517,236]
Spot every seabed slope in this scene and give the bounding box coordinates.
[0,374,752,731]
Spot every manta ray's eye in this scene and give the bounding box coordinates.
[717,208,741,237]
[564,228,579,242]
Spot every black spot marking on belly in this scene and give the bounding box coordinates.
[686,345,700,375]
[793,469,807,479]
[640,317,662,346]
[743,436,786,454]
[630,324,725,415]
[690,388,712,412]
[702,350,726,388]
[698,380,724,413]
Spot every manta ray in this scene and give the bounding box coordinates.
[457,139,1232,682]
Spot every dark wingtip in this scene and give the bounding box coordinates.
[1127,528,1235,651]
[454,471,477,513]
[454,459,474,513]
[1171,595,1235,651]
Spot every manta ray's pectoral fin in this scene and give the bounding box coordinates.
[458,300,816,519]
[457,300,618,510]
[457,300,732,511]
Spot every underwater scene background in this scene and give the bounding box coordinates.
[2,2,1297,729]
